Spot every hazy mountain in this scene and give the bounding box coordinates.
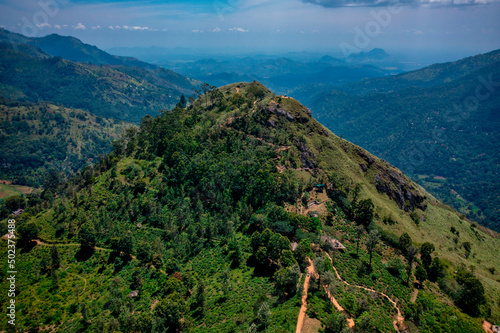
[0,38,199,123]
[0,28,153,69]
[1,82,498,332]
[310,50,500,231]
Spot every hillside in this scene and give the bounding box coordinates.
[309,51,500,232]
[0,30,200,123]
[0,98,134,189]
[0,28,153,69]
[1,82,499,332]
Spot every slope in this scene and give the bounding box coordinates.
[0,82,498,333]
[0,28,152,69]
[0,97,135,189]
[310,51,500,232]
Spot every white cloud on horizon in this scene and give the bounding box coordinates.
[73,23,86,30]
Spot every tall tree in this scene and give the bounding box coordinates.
[420,242,435,270]
[406,245,419,285]
[365,229,380,268]
[355,225,365,255]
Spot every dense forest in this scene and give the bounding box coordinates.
[0,98,134,188]
[1,82,498,332]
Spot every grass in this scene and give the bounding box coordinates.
[0,183,36,199]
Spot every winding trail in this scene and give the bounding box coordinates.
[296,260,315,333]
[323,252,405,332]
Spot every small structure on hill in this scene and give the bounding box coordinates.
[321,235,346,251]
[309,211,319,218]
[492,324,500,333]
[291,242,298,251]
[314,184,325,192]
[307,200,319,208]
[128,290,139,298]
[12,209,24,216]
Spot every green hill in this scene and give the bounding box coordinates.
[0,33,199,123]
[309,51,500,232]
[0,98,134,188]
[1,82,498,332]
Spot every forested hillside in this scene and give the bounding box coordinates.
[0,34,199,123]
[310,51,500,232]
[1,82,498,332]
[0,98,134,188]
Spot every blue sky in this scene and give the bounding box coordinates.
[0,0,499,60]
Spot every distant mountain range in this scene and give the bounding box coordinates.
[0,28,199,123]
[109,47,402,95]
[309,49,500,231]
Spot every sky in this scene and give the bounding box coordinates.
[0,0,499,61]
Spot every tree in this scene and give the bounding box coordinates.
[294,239,313,269]
[221,270,230,298]
[463,241,472,259]
[194,281,206,316]
[280,249,297,268]
[406,245,419,285]
[176,95,187,109]
[365,229,380,268]
[354,199,374,226]
[4,195,25,211]
[399,232,412,254]
[153,292,187,332]
[420,242,435,270]
[415,265,427,285]
[18,221,40,241]
[355,225,365,255]
[428,257,446,282]
[274,263,300,297]
[51,245,60,269]
[257,301,271,329]
[78,222,96,250]
[456,270,486,316]
[324,312,347,333]
[118,230,134,255]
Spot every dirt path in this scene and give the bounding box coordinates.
[483,320,494,333]
[296,260,315,333]
[323,252,405,332]
[296,258,355,332]
[410,288,418,303]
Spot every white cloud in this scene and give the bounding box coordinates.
[54,24,61,29]
[36,23,51,29]
[91,25,101,30]
[192,29,204,32]
[73,22,86,30]
[162,28,168,31]
[212,27,221,32]
[229,27,248,32]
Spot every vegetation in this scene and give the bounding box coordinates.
[0,39,198,123]
[0,81,498,332]
[0,98,134,189]
[310,50,500,232]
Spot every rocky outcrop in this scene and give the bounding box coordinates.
[374,168,427,212]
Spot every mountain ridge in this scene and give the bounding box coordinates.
[1,81,498,332]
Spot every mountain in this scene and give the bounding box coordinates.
[1,82,498,332]
[0,97,134,188]
[309,50,500,232]
[143,54,398,95]
[0,29,200,123]
[0,28,153,69]
[347,48,392,64]
[0,41,198,123]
